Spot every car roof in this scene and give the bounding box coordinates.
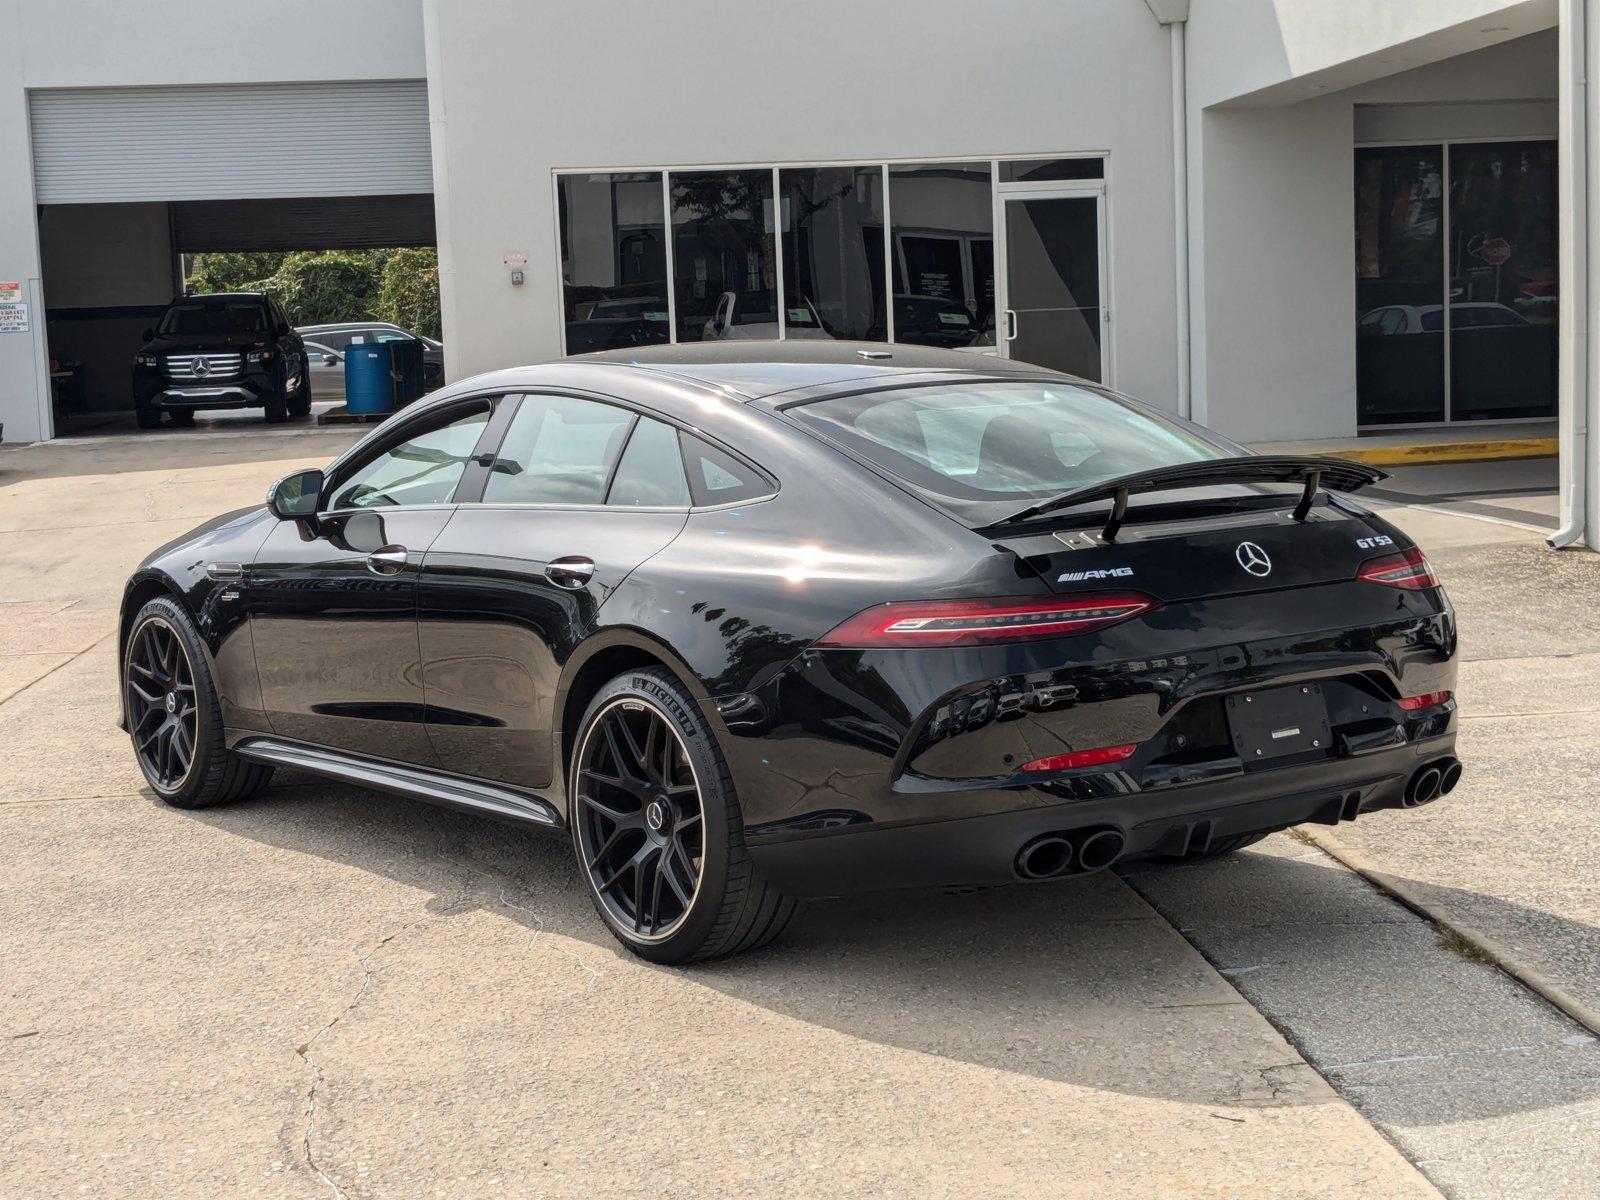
[297,321,401,331]
[578,339,1060,399]
[174,292,269,302]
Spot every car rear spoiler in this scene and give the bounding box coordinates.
[986,455,1389,540]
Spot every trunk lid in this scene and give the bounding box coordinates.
[994,492,1396,603]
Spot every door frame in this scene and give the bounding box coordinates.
[993,178,1112,385]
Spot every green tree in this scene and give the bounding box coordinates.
[184,246,442,337]
[375,247,441,339]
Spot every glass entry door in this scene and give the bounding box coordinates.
[998,190,1106,381]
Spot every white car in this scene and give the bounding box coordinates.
[1358,302,1528,335]
[701,291,832,341]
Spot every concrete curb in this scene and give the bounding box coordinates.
[1301,827,1600,1039]
[1328,437,1558,466]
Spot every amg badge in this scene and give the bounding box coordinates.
[1058,566,1134,583]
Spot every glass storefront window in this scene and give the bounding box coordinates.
[999,157,1103,183]
[669,169,776,343]
[1355,147,1445,425]
[1447,141,1557,421]
[888,163,996,349]
[557,172,669,355]
[778,166,886,341]
[1356,141,1557,426]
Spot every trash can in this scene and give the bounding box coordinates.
[390,337,425,406]
[344,339,398,415]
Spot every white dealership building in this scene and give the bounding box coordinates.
[0,0,1595,546]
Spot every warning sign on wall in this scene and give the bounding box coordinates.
[0,281,22,302]
[0,302,31,333]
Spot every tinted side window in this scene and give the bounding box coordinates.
[679,434,774,506]
[328,403,492,510]
[607,417,689,507]
[483,394,635,505]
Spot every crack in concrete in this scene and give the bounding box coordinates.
[495,887,604,989]
[295,855,475,1198]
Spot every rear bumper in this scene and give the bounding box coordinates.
[748,731,1458,898]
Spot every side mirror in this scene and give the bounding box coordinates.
[321,353,339,366]
[267,468,324,521]
[141,328,155,343]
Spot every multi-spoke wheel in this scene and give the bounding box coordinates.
[125,617,199,791]
[569,667,798,963]
[574,699,705,941]
[122,596,273,808]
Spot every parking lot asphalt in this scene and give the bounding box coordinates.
[0,430,1447,1197]
[1,429,1590,1199]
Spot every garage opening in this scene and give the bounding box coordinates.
[29,81,436,437]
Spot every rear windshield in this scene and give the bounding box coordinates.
[791,380,1229,515]
[160,299,269,337]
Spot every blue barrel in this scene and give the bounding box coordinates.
[344,341,397,414]
[391,337,425,405]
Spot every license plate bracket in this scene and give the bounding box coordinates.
[1226,684,1332,762]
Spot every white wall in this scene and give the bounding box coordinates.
[425,0,1183,410]
[1188,29,1558,442]
[0,0,425,443]
[1189,0,1555,107]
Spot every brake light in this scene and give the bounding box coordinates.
[1021,743,1139,773]
[1397,691,1452,711]
[814,592,1154,648]
[1358,548,1439,590]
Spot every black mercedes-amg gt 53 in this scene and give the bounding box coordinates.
[119,341,1460,962]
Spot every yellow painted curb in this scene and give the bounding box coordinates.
[1328,437,1558,467]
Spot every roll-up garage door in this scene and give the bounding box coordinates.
[171,195,436,252]
[29,81,431,204]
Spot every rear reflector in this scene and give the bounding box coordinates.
[1397,691,1452,711]
[1358,548,1439,590]
[814,592,1154,648]
[1021,743,1140,773]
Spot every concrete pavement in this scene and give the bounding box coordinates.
[0,429,1441,1199]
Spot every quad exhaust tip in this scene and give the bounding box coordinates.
[1404,757,1462,807]
[1015,827,1127,881]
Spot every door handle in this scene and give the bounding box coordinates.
[1005,309,1018,341]
[366,545,410,575]
[544,556,596,590]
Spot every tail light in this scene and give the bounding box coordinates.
[1021,743,1139,773]
[814,592,1154,649]
[1397,690,1452,711]
[1358,548,1439,590]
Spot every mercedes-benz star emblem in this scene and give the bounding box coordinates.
[193,357,211,378]
[1236,541,1272,577]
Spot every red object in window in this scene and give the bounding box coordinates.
[1020,743,1140,773]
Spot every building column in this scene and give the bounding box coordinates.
[0,0,52,445]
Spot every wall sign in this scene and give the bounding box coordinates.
[0,281,21,302]
[0,302,30,333]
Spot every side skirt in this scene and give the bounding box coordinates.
[233,736,563,831]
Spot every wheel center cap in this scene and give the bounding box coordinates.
[645,798,671,834]
[165,692,178,714]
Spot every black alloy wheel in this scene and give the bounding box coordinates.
[122,596,274,808]
[574,697,705,941]
[569,667,798,962]
[125,615,199,791]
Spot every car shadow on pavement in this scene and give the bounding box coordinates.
[173,774,1600,1119]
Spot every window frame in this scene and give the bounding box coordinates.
[443,388,777,513]
[318,392,508,516]
[552,152,1109,359]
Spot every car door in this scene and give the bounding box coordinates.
[416,393,692,789]
[303,341,345,401]
[247,396,501,764]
